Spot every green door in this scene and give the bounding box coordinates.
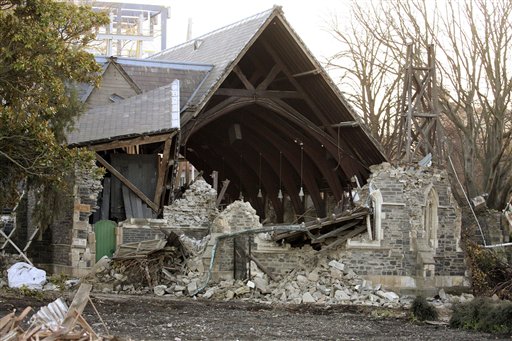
[94,220,117,262]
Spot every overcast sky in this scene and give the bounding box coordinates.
[109,0,351,62]
[167,0,349,61]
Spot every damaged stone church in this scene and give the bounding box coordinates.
[9,6,467,293]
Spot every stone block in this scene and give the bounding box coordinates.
[154,285,167,296]
[74,203,91,213]
[73,221,89,231]
[302,292,316,303]
[328,260,345,272]
[72,238,87,248]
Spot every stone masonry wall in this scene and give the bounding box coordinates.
[29,162,102,275]
[206,201,261,281]
[118,179,215,252]
[334,162,467,291]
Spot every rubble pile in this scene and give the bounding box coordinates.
[193,258,406,307]
[163,179,218,229]
[0,284,114,340]
[83,250,475,312]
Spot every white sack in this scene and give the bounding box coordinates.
[7,262,46,290]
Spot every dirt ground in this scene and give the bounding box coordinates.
[1,290,509,341]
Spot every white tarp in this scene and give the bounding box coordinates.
[7,262,46,290]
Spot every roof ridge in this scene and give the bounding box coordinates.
[95,56,213,69]
[151,6,279,58]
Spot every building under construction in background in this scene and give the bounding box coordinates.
[81,1,169,58]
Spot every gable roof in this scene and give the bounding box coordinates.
[149,6,387,217]
[69,57,212,145]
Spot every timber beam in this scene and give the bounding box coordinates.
[95,153,159,213]
[88,131,177,152]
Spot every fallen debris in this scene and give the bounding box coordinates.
[0,283,115,340]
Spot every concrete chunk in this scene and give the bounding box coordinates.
[302,292,316,303]
[153,285,167,296]
[376,290,399,301]
[328,260,345,272]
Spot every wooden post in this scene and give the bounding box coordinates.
[154,135,172,207]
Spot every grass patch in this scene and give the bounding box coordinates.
[48,273,69,291]
[411,296,438,321]
[450,297,512,334]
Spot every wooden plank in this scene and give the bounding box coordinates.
[256,64,282,90]
[89,132,175,151]
[132,192,144,218]
[0,312,15,333]
[121,186,133,218]
[321,225,367,251]
[214,88,301,99]
[44,284,92,341]
[233,65,254,90]
[310,220,361,244]
[0,230,32,265]
[216,179,230,207]
[96,153,158,212]
[0,225,16,250]
[100,177,111,220]
[22,227,40,252]
[66,284,92,320]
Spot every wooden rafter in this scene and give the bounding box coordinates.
[249,110,345,199]
[110,59,143,95]
[256,64,282,90]
[214,88,301,99]
[261,40,369,169]
[88,132,175,151]
[233,65,255,90]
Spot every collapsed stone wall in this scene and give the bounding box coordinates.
[163,179,218,229]
[115,163,467,293]
[336,162,467,292]
[120,178,216,246]
[206,201,260,281]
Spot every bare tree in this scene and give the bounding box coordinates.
[325,6,402,157]
[327,0,512,209]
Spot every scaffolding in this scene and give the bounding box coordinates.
[397,43,445,166]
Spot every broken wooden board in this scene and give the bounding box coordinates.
[271,207,369,241]
[0,307,31,340]
[113,239,167,259]
[321,225,367,252]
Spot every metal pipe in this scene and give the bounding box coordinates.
[484,242,512,248]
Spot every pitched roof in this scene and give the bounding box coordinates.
[69,57,212,145]
[68,83,178,146]
[150,8,276,114]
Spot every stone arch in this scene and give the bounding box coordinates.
[423,185,439,249]
[368,188,383,241]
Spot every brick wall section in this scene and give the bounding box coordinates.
[120,218,209,243]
